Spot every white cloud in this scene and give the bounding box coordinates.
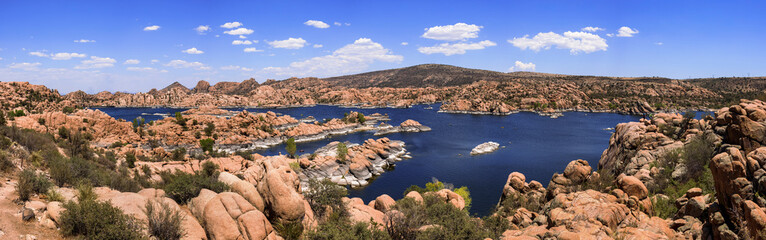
[345,23,350,26]
[124,59,140,65]
[50,52,86,60]
[143,25,160,31]
[617,26,639,37]
[268,37,307,49]
[182,48,204,54]
[220,22,242,29]
[0,57,3,61]
[263,38,402,77]
[224,27,254,35]
[243,47,263,52]
[8,62,41,71]
[29,51,87,60]
[29,51,48,57]
[195,25,210,34]
[655,42,664,45]
[220,65,253,71]
[75,56,116,69]
[508,31,608,54]
[417,40,496,56]
[313,44,323,48]
[401,42,408,46]
[151,59,159,64]
[74,39,95,43]
[165,60,210,70]
[304,20,330,29]
[606,33,615,37]
[126,67,155,71]
[238,35,247,39]
[508,61,536,72]
[334,22,342,26]
[232,40,253,45]
[422,23,482,41]
[581,27,604,32]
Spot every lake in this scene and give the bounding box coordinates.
[94,104,643,216]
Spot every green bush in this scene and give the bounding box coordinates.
[0,150,13,172]
[16,169,52,201]
[144,199,186,240]
[0,110,5,126]
[204,122,215,137]
[285,137,297,158]
[59,184,146,240]
[125,152,136,168]
[171,148,186,162]
[199,138,215,153]
[336,142,347,162]
[306,216,390,240]
[453,186,472,211]
[159,163,228,203]
[304,178,348,221]
[272,220,304,240]
[45,188,65,202]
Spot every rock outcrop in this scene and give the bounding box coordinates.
[470,141,500,155]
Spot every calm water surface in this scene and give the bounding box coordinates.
[95,104,642,216]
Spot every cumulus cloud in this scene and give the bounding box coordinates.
[224,27,254,35]
[268,37,307,49]
[74,39,95,43]
[417,40,496,56]
[195,25,210,34]
[262,38,402,77]
[8,62,41,71]
[238,35,247,39]
[51,52,86,60]
[313,44,323,48]
[304,20,330,29]
[29,51,48,57]
[243,47,263,52]
[581,27,604,32]
[124,59,140,65]
[126,67,155,71]
[508,31,608,54]
[220,65,253,71]
[182,48,204,54]
[220,22,242,29]
[30,51,87,60]
[334,22,342,26]
[422,23,482,41]
[232,40,253,45]
[75,56,116,69]
[508,61,536,72]
[165,60,210,70]
[616,26,639,37]
[143,25,160,31]
[401,42,409,46]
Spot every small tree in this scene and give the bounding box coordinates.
[0,110,5,126]
[336,142,348,162]
[199,138,215,153]
[204,123,215,137]
[357,113,366,123]
[285,137,297,158]
[175,112,187,130]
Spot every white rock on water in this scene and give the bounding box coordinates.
[470,142,500,155]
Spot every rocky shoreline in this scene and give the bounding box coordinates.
[297,138,408,188]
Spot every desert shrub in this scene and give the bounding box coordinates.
[0,125,57,153]
[171,148,186,162]
[45,188,65,202]
[389,194,490,239]
[125,152,137,168]
[497,192,544,217]
[199,138,215,153]
[580,169,617,192]
[108,166,142,193]
[17,169,52,201]
[159,163,228,203]
[59,184,146,240]
[234,151,253,161]
[0,110,5,126]
[304,178,348,221]
[306,216,390,240]
[272,220,304,240]
[336,142,348,162]
[386,197,427,239]
[681,133,716,182]
[144,199,186,240]
[0,135,11,149]
[285,137,297,158]
[62,106,75,114]
[58,127,70,139]
[0,150,13,172]
[357,113,366,123]
[61,131,92,159]
[652,195,676,219]
[453,186,472,211]
[204,122,215,137]
[480,214,510,240]
[174,112,187,130]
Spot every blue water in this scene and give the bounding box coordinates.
[94,105,643,216]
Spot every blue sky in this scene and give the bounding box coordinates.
[0,0,764,93]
